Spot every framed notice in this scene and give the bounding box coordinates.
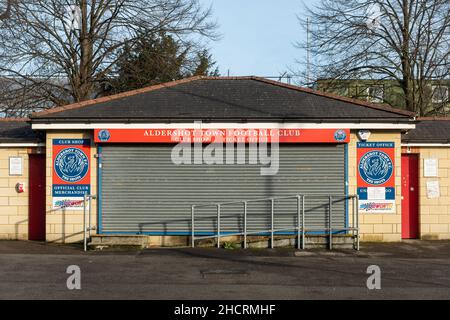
[367,187,386,200]
[424,159,438,177]
[426,181,440,199]
[9,157,23,176]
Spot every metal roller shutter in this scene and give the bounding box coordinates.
[100,144,346,234]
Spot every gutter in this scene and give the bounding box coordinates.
[401,142,450,147]
[32,121,416,130]
[0,142,45,147]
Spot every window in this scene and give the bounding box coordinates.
[366,85,384,103]
[432,86,449,104]
[334,86,349,97]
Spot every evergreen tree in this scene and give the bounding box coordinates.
[104,33,219,94]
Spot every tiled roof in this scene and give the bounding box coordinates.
[0,119,42,143]
[31,76,414,123]
[402,118,450,143]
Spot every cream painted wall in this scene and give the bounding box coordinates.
[0,148,30,240]
[415,147,450,240]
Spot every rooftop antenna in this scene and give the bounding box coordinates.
[306,17,311,87]
[279,71,287,83]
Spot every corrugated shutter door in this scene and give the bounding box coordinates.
[100,144,346,234]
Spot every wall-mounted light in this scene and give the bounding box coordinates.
[358,130,371,141]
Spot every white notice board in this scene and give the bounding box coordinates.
[9,157,23,176]
[424,159,438,177]
[426,181,440,199]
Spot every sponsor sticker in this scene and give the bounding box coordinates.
[359,200,395,213]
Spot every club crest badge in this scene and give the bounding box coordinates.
[334,129,347,142]
[98,129,111,142]
[358,150,393,185]
[55,148,89,183]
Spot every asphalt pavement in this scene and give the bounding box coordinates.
[1,240,450,299]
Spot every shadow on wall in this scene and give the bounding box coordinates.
[47,230,85,244]
[45,207,83,244]
[14,219,27,240]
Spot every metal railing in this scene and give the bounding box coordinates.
[83,194,97,252]
[191,194,359,250]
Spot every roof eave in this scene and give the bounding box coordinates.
[31,117,415,124]
[402,140,450,144]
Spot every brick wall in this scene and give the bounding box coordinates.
[0,148,29,240]
[415,147,450,240]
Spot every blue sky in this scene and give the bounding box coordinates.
[200,0,319,79]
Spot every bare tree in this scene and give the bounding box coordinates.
[0,0,218,117]
[297,0,450,115]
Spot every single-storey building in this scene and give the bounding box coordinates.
[0,119,45,240]
[402,118,450,240]
[2,76,448,246]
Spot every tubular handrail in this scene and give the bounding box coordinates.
[191,194,360,251]
[192,194,312,208]
[83,194,97,252]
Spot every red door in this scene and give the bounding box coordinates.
[401,154,419,239]
[29,154,46,241]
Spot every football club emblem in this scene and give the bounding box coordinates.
[334,129,347,142]
[54,148,89,182]
[358,150,393,185]
[98,129,111,142]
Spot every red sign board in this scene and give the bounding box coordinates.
[357,142,396,213]
[94,128,350,144]
[52,139,91,210]
[357,142,395,188]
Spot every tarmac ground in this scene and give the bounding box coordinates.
[1,240,450,299]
